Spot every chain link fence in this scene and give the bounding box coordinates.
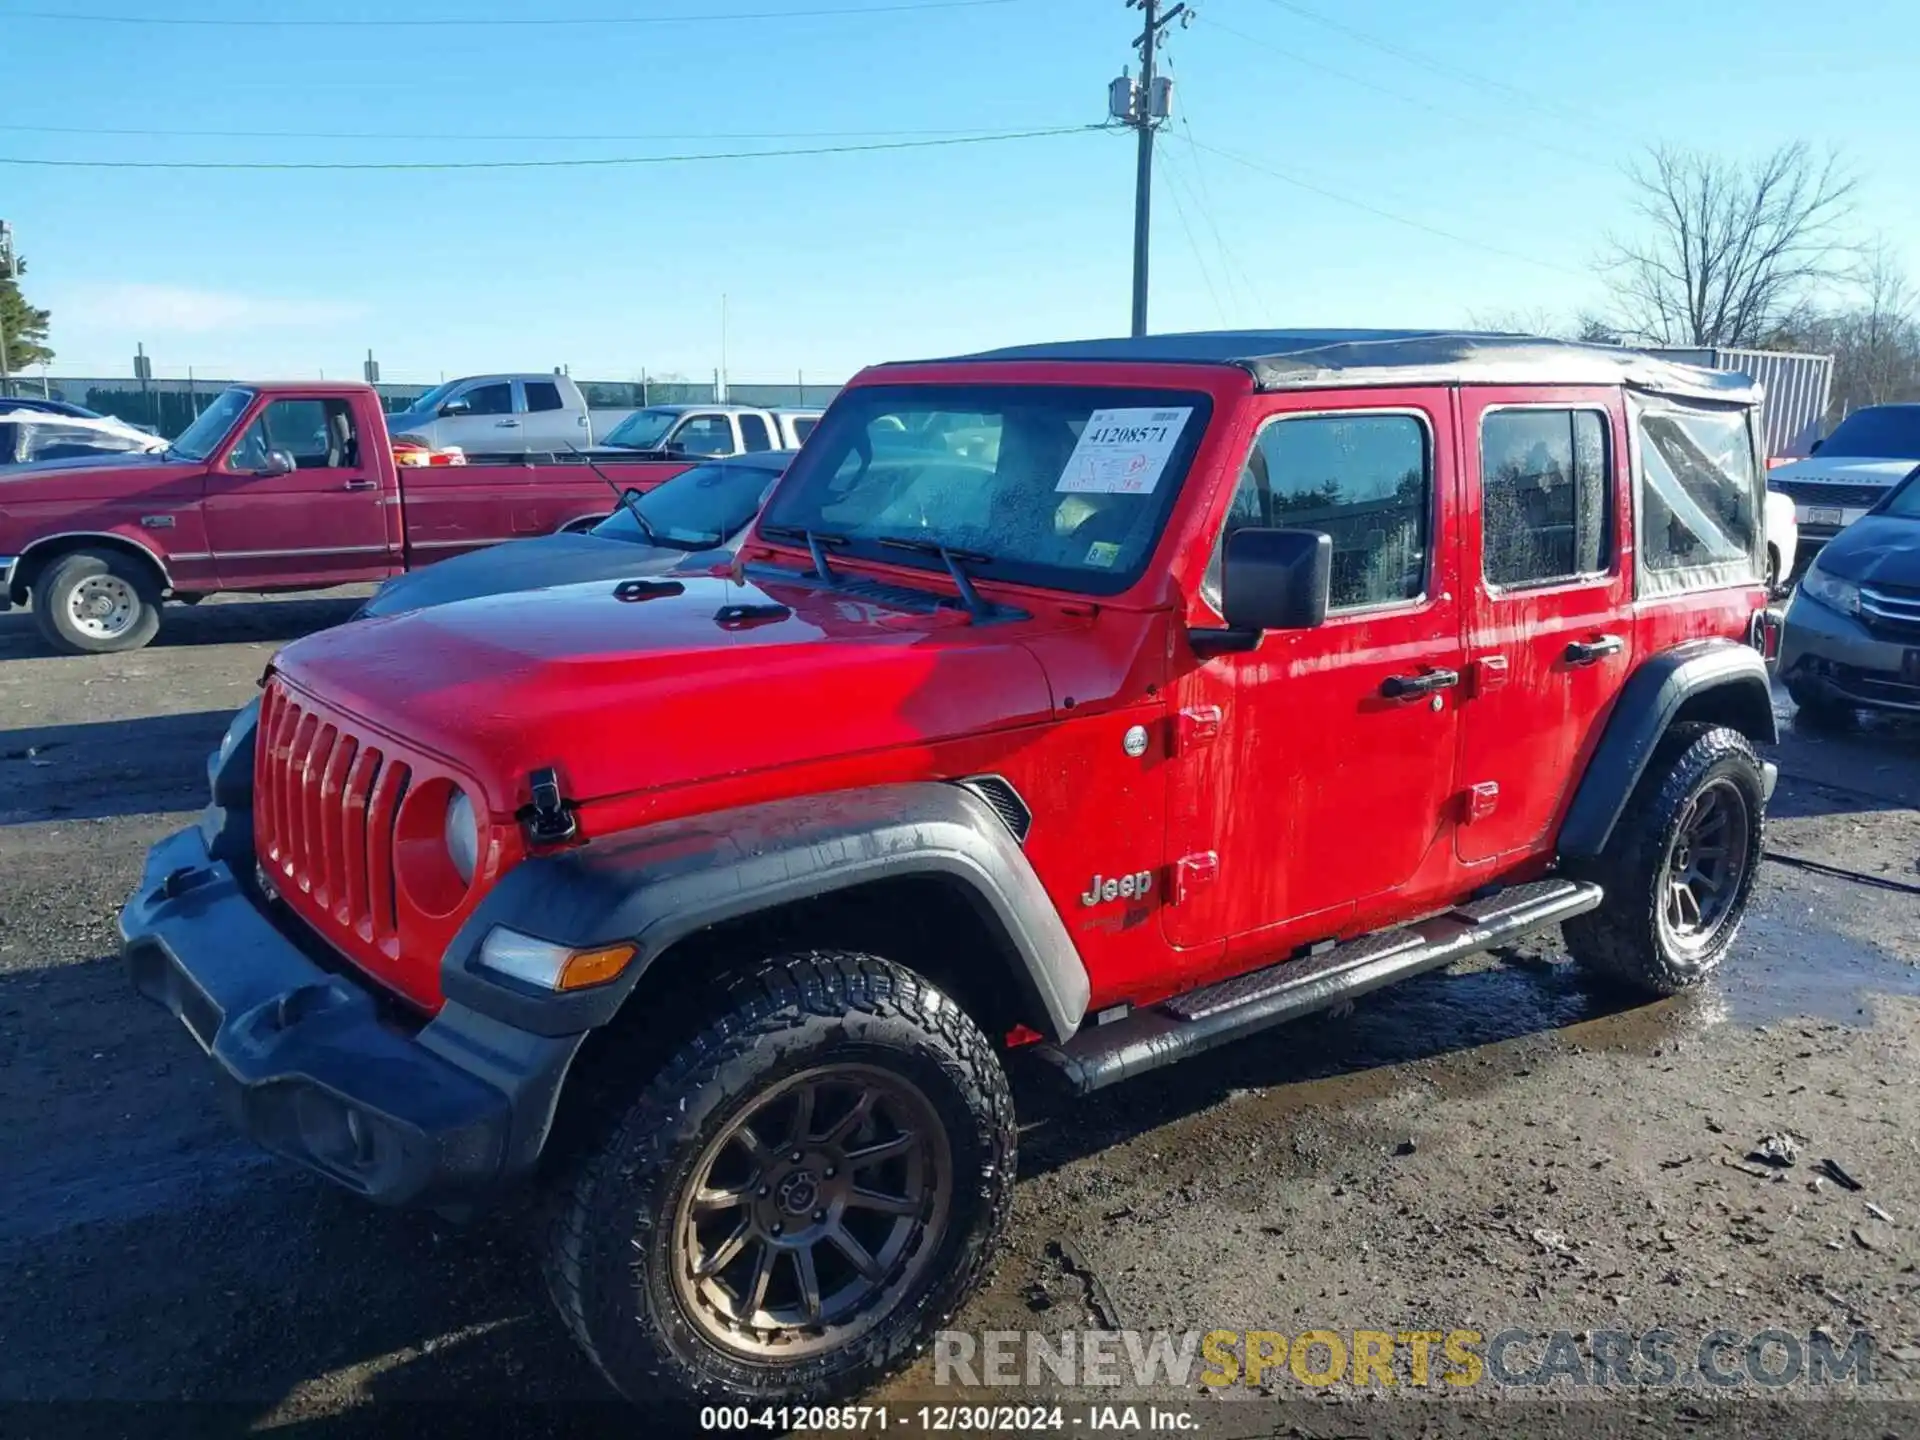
[6,372,846,438]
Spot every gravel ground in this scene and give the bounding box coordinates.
[2,592,1918,1439]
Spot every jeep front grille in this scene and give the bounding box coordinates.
[256,681,409,953]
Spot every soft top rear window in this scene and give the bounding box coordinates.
[759,383,1213,595]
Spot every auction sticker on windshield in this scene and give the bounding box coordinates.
[1056,407,1192,496]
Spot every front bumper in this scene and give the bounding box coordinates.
[0,554,17,610]
[121,824,583,1208]
[1778,591,1920,714]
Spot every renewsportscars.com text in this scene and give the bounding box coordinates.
[933,1327,1878,1391]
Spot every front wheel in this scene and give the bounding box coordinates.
[32,549,163,654]
[1564,724,1766,996]
[543,952,1016,1408]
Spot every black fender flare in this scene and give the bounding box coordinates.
[1558,638,1777,859]
[439,783,1092,1043]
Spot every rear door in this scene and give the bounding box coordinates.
[203,395,398,586]
[1455,387,1634,865]
[519,378,588,456]
[736,412,776,454]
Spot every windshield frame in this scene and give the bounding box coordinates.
[398,381,458,417]
[167,387,255,462]
[757,382,1215,598]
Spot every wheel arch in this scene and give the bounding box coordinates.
[1559,637,1776,860]
[439,782,1091,1047]
[14,530,173,603]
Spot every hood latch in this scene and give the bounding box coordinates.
[520,766,579,846]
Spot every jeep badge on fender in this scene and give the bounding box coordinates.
[123,331,1778,1411]
[1081,870,1155,906]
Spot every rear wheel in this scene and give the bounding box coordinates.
[542,951,1015,1407]
[31,549,163,654]
[1565,724,1766,996]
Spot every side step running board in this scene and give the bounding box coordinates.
[1032,878,1602,1094]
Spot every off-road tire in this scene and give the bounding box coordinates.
[542,951,1016,1408]
[1564,724,1766,997]
[32,549,163,654]
[1785,680,1855,733]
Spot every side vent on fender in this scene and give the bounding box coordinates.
[954,775,1032,844]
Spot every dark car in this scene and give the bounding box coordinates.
[0,395,104,419]
[1777,466,1920,725]
[356,450,793,619]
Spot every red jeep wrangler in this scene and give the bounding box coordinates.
[122,331,1780,1406]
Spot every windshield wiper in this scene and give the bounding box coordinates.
[566,443,657,543]
[875,535,993,620]
[760,524,849,582]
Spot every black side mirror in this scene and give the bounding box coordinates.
[1193,527,1332,656]
[1809,438,1824,454]
[258,449,297,477]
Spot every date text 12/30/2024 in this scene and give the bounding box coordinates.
[699,1405,1200,1432]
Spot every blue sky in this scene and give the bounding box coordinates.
[3,0,1916,385]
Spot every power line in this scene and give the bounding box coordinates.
[0,119,1067,144]
[1204,16,1606,169]
[1249,0,1600,128]
[1154,151,1230,326]
[1167,108,1267,315]
[1173,132,1587,278]
[0,124,1100,170]
[2,0,1016,26]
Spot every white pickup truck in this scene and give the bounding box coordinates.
[384,374,820,462]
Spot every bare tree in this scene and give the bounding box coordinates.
[1464,308,1624,346]
[1602,142,1857,347]
[1777,239,1920,421]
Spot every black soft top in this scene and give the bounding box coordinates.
[906,329,1758,406]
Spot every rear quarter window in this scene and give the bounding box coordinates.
[1633,401,1762,596]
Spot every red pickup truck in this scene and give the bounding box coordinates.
[0,380,691,653]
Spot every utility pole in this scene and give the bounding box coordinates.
[1111,1,1185,337]
[0,220,16,399]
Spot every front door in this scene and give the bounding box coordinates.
[433,379,523,459]
[1455,388,1635,864]
[668,412,741,459]
[203,396,397,587]
[1165,391,1467,960]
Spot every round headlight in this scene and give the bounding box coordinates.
[445,788,479,884]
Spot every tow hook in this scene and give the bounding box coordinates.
[521,766,579,846]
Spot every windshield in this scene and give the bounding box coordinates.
[592,461,779,549]
[601,408,683,451]
[167,387,254,461]
[398,381,457,416]
[1818,406,1920,460]
[1882,472,1920,519]
[759,384,1212,595]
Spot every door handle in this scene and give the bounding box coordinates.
[1380,667,1461,701]
[342,478,378,491]
[495,419,520,428]
[1565,634,1625,665]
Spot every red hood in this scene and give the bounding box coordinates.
[274,570,1061,814]
[0,453,204,503]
